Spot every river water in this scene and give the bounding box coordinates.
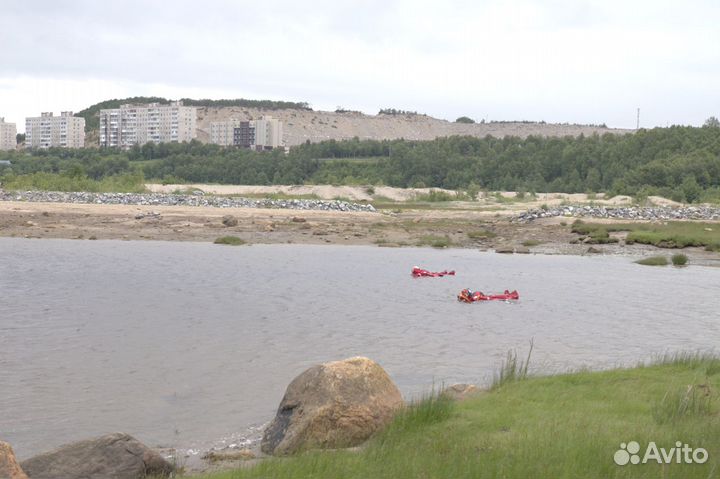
[1,238,718,459]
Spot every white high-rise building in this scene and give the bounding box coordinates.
[99,101,197,148]
[210,119,243,146]
[253,116,283,150]
[210,116,283,149]
[25,112,85,149]
[0,118,17,151]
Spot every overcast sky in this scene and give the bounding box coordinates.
[1,0,719,131]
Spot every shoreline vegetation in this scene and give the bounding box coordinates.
[185,352,720,478]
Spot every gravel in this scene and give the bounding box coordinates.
[0,190,377,213]
[515,205,720,222]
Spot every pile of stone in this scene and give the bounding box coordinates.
[0,190,376,213]
[515,205,720,222]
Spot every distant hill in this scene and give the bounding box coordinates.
[76,97,312,132]
[76,97,171,132]
[77,97,634,145]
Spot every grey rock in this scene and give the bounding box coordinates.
[20,433,173,479]
[221,215,238,227]
[0,190,376,213]
[514,205,720,223]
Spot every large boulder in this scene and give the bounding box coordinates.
[19,433,173,479]
[0,441,29,479]
[261,357,404,455]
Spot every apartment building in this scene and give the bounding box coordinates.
[252,116,283,150]
[25,112,85,149]
[211,116,283,150]
[99,101,197,148]
[0,118,17,151]
[232,121,255,148]
[210,119,242,146]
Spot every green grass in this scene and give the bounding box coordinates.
[671,253,688,266]
[1,172,147,193]
[635,256,669,266]
[570,221,619,244]
[190,354,720,479]
[491,340,533,390]
[416,235,452,248]
[213,236,247,246]
[572,220,720,249]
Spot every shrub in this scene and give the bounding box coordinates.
[415,190,456,202]
[635,256,668,266]
[455,116,475,124]
[671,253,688,265]
[213,236,246,246]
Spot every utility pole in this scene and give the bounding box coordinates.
[636,108,640,129]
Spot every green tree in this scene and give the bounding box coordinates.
[680,175,702,203]
[455,116,475,124]
[703,116,720,128]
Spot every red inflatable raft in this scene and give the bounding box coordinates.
[412,266,456,277]
[457,288,519,303]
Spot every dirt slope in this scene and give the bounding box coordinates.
[196,107,633,146]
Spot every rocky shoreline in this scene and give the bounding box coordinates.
[0,190,376,213]
[515,205,720,222]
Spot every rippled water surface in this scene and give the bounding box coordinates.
[1,238,718,458]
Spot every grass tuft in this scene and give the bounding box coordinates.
[382,390,455,438]
[491,340,534,390]
[651,384,715,425]
[635,255,668,266]
[649,351,720,372]
[213,236,247,246]
[671,253,688,266]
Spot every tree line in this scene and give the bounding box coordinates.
[1,125,719,203]
[76,97,312,131]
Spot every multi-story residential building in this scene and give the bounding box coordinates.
[210,119,242,146]
[99,101,197,148]
[233,121,255,148]
[0,118,17,151]
[25,112,85,149]
[211,116,283,150]
[252,116,283,150]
